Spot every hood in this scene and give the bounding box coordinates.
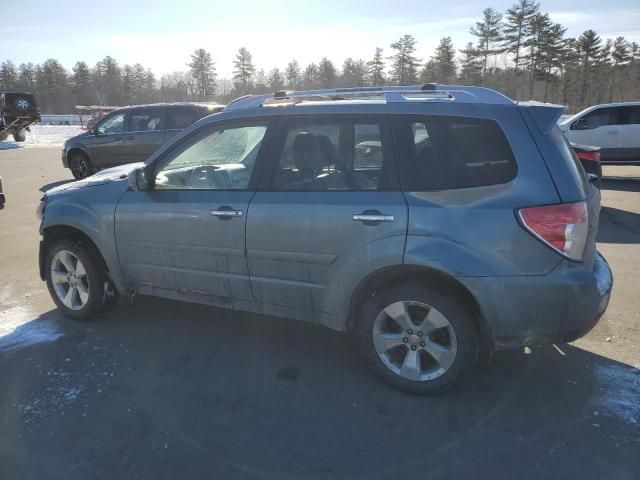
[46,163,143,194]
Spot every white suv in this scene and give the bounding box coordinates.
[558,102,640,164]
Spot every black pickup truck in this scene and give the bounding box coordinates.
[0,92,40,142]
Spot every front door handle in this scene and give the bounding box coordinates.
[210,206,243,219]
[126,136,134,141]
[353,213,394,223]
[608,130,619,135]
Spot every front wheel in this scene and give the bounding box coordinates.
[45,240,116,320]
[356,283,479,394]
[69,152,93,180]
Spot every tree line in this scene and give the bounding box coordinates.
[1,0,639,114]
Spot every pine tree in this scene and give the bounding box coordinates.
[302,63,319,89]
[188,48,216,101]
[576,30,602,108]
[367,47,386,86]
[268,68,284,90]
[610,36,630,102]
[285,60,301,89]
[0,61,17,90]
[422,37,457,83]
[233,47,255,94]
[389,35,420,85]
[503,0,539,72]
[341,58,366,87]
[459,43,483,85]
[470,8,504,77]
[18,63,37,92]
[71,61,92,105]
[318,57,337,88]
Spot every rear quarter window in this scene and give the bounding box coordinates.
[392,115,517,191]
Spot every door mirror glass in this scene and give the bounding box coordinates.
[128,165,151,191]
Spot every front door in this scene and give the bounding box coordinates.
[115,119,272,302]
[569,106,622,155]
[246,116,407,318]
[88,111,129,167]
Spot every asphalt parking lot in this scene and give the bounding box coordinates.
[1,147,639,479]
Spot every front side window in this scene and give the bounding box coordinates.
[393,115,517,191]
[128,110,164,132]
[154,123,267,190]
[96,112,125,135]
[271,119,393,191]
[576,107,621,129]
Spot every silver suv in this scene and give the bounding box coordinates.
[37,84,613,394]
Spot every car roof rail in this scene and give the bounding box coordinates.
[224,83,514,111]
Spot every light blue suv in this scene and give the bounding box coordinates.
[37,84,612,393]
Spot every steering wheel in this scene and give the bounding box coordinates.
[190,165,223,189]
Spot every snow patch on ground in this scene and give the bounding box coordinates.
[595,363,640,426]
[0,125,82,150]
[0,306,63,352]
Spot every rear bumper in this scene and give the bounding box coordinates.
[459,252,613,349]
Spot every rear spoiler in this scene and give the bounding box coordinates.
[517,102,567,135]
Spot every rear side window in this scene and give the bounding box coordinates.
[166,107,199,130]
[270,118,397,191]
[392,115,517,191]
[621,106,640,125]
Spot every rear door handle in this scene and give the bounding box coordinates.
[353,213,394,223]
[608,130,619,135]
[126,136,134,141]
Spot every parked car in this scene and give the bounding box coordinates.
[558,102,640,164]
[62,102,224,179]
[0,92,41,142]
[572,143,602,182]
[38,84,612,394]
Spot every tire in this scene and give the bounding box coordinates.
[68,152,93,180]
[356,282,480,395]
[12,130,26,142]
[44,239,116,320]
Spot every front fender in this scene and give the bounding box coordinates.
[41,194,126,293]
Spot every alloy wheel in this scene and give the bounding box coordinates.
[70,156,88,179]
[372,300,458,381]
[50,250,90,310]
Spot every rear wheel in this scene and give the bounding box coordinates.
[69,152,93,180]
[356,283,479,394]
[12,130,26,142]
[45,239,117,320]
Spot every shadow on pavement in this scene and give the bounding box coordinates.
[39,179,74,192]
[597,206,640,244]
[1,298,638,479]
[600,177,640,193]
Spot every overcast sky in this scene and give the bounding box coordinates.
[2,0,639,78]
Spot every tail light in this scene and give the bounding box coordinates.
[518,202,588,261]
[575,150,600,162]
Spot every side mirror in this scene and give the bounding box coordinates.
[128,165,152,191]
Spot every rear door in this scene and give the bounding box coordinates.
[164,106,202,142]
[620,105,640,161]
[245,115,407,318]
[123,107,166,163]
